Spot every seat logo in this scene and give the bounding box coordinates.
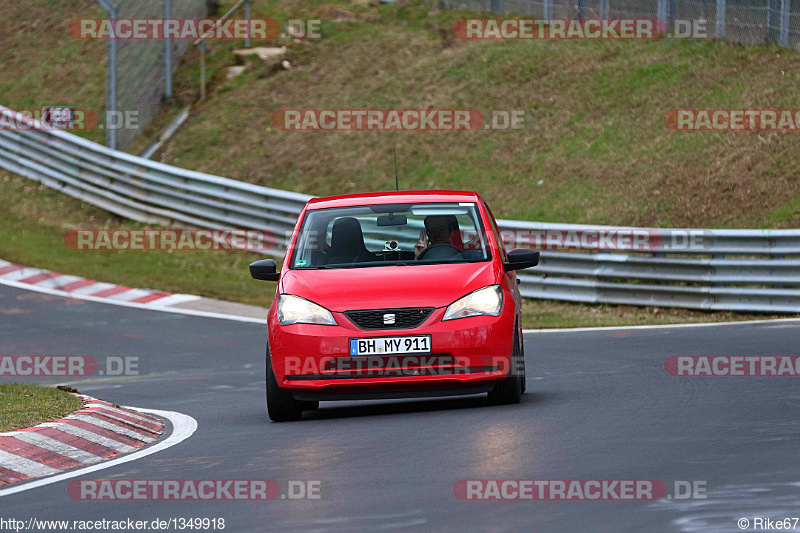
[383,314,396,325]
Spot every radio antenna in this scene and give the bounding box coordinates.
[393,147,399,191]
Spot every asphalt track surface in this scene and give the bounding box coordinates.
[1,283,799,532]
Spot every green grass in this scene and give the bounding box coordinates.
[0,384,84,432]
[1,170,792,328]
[0,172,272,307]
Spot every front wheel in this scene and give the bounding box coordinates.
[266,356,303,422]
[487,330,523,405]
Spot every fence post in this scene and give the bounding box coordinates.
[245,0,252,48]
[544,0,552,19]
[106,3,118,150]
[490,0,503,13]
[164,0,173,100]
[779,0,790,46]
[716,0,726,38]
[657,0,667,29]
[200,40,207,101]
[768,0,779,42]
[600,0,609,18]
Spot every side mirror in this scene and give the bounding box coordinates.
[249,259,279,281]
[503,249,539,271]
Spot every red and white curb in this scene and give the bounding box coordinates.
[0,394,163,486]
[0,259,199,307]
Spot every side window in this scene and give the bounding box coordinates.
[483,202,508,262]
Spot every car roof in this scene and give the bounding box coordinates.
[306,190,483,210]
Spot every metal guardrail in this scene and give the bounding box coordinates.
[0,106,310,253]
[1,104,799,313]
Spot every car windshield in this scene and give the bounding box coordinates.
[290,202,491,269]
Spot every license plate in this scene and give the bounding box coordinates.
[349,335,431,356]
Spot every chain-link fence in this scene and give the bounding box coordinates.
[446,0,799,47]
[96,0,208,150]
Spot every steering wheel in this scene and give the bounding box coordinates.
[417,243,459,260]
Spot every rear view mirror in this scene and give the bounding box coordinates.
[377,214,407,226]
[250,259,279,281]
[503,249,539,271]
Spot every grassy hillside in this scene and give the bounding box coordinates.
[2,0,798,228]
[0,1,107,144]
[155,0,800,229]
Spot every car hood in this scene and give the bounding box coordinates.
[279,262,498,312]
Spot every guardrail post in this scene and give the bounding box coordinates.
[711,254,724,286]
[490,0,503,13]
[779,0,790,46]
[544,0,552,19]
[164,0,173,101]
[600,0,609,18]
[716,0,726,38]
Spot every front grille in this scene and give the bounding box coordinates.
[345,307,433,330]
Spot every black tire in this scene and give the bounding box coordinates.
[266,356,303,422]
[298,400,320,411]
[519,331,527,393]
[487,329,523,405]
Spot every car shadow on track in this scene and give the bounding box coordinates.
[299,391,554,421]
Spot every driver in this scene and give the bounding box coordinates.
[415,215,464,260]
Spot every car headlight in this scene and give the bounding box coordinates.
[277,294,337,326]
[442,285,503,321]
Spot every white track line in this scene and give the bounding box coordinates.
[0,408,197,498]
[523,317,800,333]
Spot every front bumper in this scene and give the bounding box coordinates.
[268,306,515,396]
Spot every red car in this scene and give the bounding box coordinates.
[250,190,539,421]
